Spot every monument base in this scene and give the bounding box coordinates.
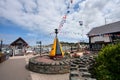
[28,56,70,74]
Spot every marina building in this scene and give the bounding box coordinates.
[87,21,120,50]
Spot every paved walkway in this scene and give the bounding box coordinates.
[30,72,69,80]
[0,57,31,80]
[0,55,69,80]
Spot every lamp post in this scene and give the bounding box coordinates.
[71,45,73,53]
[0,40,3,52]
[55,29,58,38]
[37,41,42,56]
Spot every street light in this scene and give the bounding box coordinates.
[0,39,3,52]
[36,41,42,56]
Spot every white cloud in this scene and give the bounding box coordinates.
[0,0,120,45]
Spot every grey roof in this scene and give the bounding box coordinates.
[87,21,120,36]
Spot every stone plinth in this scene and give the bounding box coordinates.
[28,56,70,74]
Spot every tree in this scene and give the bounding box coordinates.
[95,43,120,80]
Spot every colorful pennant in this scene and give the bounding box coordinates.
[58,0,73,33]
[79,21,83,26]
[71,0,73,3]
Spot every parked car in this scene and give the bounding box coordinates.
[2,48,13,56]
[6,49,13,56]
[26,49,34,54]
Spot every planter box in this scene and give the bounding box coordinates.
[0,54,6,63]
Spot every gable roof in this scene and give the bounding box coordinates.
[87,21,120,36]
[10,37,28,46]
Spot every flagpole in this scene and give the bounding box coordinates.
[105,18,107,25]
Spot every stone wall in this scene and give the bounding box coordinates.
[28,56,70,74]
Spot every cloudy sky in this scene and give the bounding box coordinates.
[0,0,120,45]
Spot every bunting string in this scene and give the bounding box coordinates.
[50,0,84,36]
[58,0,73,33]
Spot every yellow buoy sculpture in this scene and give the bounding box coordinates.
[49,29,64,58]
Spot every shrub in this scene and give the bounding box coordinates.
[64,52,70,58]
[95,43,120,80]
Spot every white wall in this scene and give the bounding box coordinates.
[91,36,111,43]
